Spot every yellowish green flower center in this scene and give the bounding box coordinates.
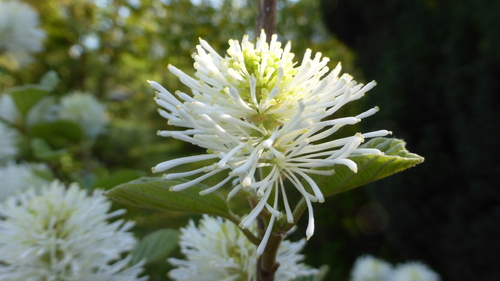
[224,47,300,133]
[226,47,298,107]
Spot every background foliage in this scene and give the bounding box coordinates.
[1,0,369,280]
[320,0,500,280]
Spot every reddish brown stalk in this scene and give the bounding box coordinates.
[256,0,277,42]
[254,2,280,279]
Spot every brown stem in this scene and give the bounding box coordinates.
[256,0,277,41]
[257,230,285,281]
[256,190,308,280]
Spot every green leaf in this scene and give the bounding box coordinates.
[295,275,315,281]
[315,138,424,197]
[105,177,232,219]
[29,120,84,148]
[131,229,180,265]
[26,96,57,126]
[39,71,59,91]
[8,85,50,116]
[31,138,67,161]
[31,163,55,182]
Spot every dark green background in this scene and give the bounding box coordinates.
[316,1,500,280]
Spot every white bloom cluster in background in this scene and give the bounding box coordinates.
[350,255,393,281]
[0,94,21,125]
[390,262,441,281]
[350,255,440,281]
[151,31,390,255]
[0,162,50,202]
[0,181,147,281]
[0,0,46,66]
[59,91,109,139]
[169,215,317,281]
[0,122,18,164]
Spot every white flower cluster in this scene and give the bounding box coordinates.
[0,91,51,201]
[151,32,390,255]
[0,0,46,65]
[0,122,18,164]
[0,181,147,281]
[0,162,51,202]
[59,91,109,139]
[0,94,21,125]
[389,262,440,281]
[351,255,394,281]
[350,255,440,281]
[169,215,317,281]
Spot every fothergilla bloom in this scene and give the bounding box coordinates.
[150,31,390,256]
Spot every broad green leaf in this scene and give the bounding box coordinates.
[39,71,59,91]
[8,85,50,116]
[29,120,84,148]
[105,177,232,219]
[131,229,179,265]
[315,138,424,197]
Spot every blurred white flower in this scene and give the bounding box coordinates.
[350,256,441,281]
[0,123,18,164]
[59,92,108,139]
[0,94,21,125]
[0,161,50,202]
[169,215,317,281]
[390,262,440,281]
[151,31,390,255]
[0,0,46,65]
[350,255,393,281]
[0,180,147,281]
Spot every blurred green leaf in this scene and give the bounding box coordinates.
[39,71,59,91]
[316,138,424,197]
[31,138,67,161]
[31,163,55,182]
[26,96,57,126]
[296,275,315,281]
[70,172,97,191]
[131,228,180,265]
[8,85,50,116]
[93,169,144,190]
[29,120,84,148]
[105,177,232,219]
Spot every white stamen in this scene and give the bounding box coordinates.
[199,175,233,195]
[152,154,219,173]
[170,169,223,191]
